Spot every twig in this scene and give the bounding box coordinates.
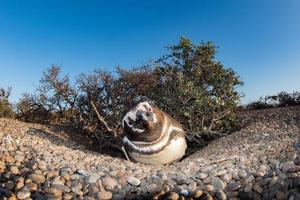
[90,100,112,133]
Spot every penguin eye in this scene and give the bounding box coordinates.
[128,121,132,126]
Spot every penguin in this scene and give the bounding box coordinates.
[122,101,187,165]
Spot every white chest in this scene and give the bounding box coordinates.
[127,137,187,165]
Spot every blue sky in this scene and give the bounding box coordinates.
[0,0,299,104]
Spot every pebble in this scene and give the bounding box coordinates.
[5,181,15,190]
[215,169,227,176]
[179,189,189,197]
[15,178,25,190]
[253,183,263,193]
[215,189,227,200]
[126,176,140,186]
[63,193,73,200]
[38,161,47,170]
[193,189,203,198]
[10,166,19,174]
[5,155,14,163]
[147,183,159,193]
[102,176,118,190]
[24,182,38,192]
[0,161,5,170]
[210,177,225,190]
[77,169,89,177]
[227,182,241,191]
[282,161,295,173]
[46,170,59,178]
[201,184,214,192]
[221,173,232,183]
[196,173,208,179]
[97,191,112,200]
[87,173,100,184]
[71,184,83,196]
[276,191,287,200]
[7,195,17,200]
[17,190,31,199]
[166,192,179,200]
[244,183,253,192]
[238,170,248,179]
[28,173,46,184]
[45,187,63,197]
[14,154,24,162]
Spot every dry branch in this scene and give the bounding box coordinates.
[90,100,112,133]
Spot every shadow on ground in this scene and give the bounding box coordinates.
[26,125,126,159]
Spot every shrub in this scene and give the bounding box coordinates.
[16,93,53,123]
[0,87,14,118]
[17,65,78,123]
[150,37,243,144]
[245,91,300,110]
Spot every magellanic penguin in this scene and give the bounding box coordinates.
[122,101,187,165]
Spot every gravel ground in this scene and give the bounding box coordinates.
[0,106,300,200]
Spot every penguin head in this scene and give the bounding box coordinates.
[122,101,164,142]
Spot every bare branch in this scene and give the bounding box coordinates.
[90,100,113,133]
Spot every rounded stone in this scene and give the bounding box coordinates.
[17,190,31,199]
[24,182,38,192]
[227,182,241,191]
[63,193,73,200]
[196,173,208,179]
[253,183,263,194]
[126,176,140,186]
[77,169,89,177]
[244,183,253,192]
[276,191,287,200]
[166,192,179,200]
[5,181,15,190]
[71,184,83,196]
[14,154,25,162]
[15,178,25,190]
[8,194,17,200]
[238,170,247,179]
[282,161,295,173]
[97,191,112,200]
[5,155,14,163]
[37,161,47,170]
[46,170,59,178]
[193,189,203,198]
[152,191,166,200]
[10,166,19,174]
[0,161,5,170]
[87,173,100,184]
[210,177,225,190]
[221,173,232,183]
[215,169,227,176]
[215,189,227,200]
[28,173,45,184]
[147,183,159,193]
[45,187,63,197]
[102,177,118,190]
[201,185,214,192]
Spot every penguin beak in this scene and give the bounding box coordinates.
[136,110,149,122]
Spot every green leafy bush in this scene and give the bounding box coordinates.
[151,37,243,144]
